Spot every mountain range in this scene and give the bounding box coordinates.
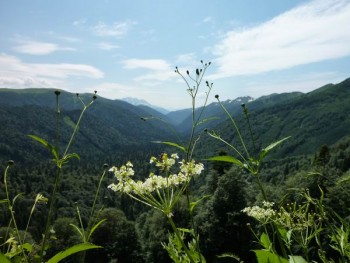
[1,77,349,166]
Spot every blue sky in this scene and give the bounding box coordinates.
[0,0,349,110]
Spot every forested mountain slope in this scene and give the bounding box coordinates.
[196,78,350,159]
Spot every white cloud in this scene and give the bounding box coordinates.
[92,21,134,37]
[175,53,198,67]
[73,18,87,27]
[13,40,75,55]
[0,54,104,88]
[96,42,120,50]
[122,58,175,83]
[123,58,172,71]
[202,16,214,24]
[89,82,136,99]
[211,0,350,79]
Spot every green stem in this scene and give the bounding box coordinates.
[168,216,196,263]
[4,165,28,263]
[40,167,62,261]
[63,102,91,157]
[217,98,250,159]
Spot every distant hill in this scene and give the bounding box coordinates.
[1,77,350,165]
[195,78,350,159]
[0,89,174,165]
[122,97,169,114]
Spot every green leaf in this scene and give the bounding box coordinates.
[28,135,59,161]
[69,223,85,239]
[254,250,288,263]
[259,136,291,161]
[288,256,308,263]
[205,155,244,167]
[260,233,271,250]
[13,193,24,204]
[87,219,107,240]
[152,141,186,153]
[22,243,33,253]
[0,252,11,263]
[217,253,242,262]
[47,243,101,263]
[189,195,210,214]
[196,117,220,127]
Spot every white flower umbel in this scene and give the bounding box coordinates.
[108,153,204,217]
[242,201,276,223]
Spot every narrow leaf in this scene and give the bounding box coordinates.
[87,219,107,240]
[259,136,291,161]
[260,233,271,250]
[47,243,101,263]
[0,252,11,263]
[152,141,186,153]
[205,156,244,167]
[196,117,220,126]
[69,223,84,239]
[189,195,210,214]
[62,153,80,162]
[288,256,308,263]
[254,250,288,263]
[28,134,59,161]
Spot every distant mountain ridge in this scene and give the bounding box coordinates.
[0,77,349,165]
[122,97,169,115]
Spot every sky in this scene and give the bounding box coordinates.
[0,0,350,110]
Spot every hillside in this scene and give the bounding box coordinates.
[0,89,174,165]
[1,78,349,166]
[196,78,350,159]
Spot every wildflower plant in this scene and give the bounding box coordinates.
[109,61,213,262]
[0,91,101,263]
[108,154,205,262]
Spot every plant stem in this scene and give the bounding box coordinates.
[4,164,28,263]
[168,216,196,263]
[40,167,62,260]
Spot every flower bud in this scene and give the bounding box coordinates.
[215,94,219,99]
[7,160,15,166]
[54,90,61,96]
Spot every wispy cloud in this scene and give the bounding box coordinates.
[90,82,137,99]
[73,18,87,27]
[0,54,104,88]
[123,58,171,71]
[96,42,120,50]
[122,58,175,83]
[13,40,75,55]
[211,0,350,79]
[92,21,135,37]
[175,53,198,67]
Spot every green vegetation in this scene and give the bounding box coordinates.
[0,65,350,262]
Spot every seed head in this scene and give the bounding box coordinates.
[215,94,219,99]
[54,90,61,96]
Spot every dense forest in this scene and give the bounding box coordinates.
[1,76,350,262]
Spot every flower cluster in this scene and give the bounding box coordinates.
[275,204,317,231]
[108,154,204,195]
[242,201,276,223]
